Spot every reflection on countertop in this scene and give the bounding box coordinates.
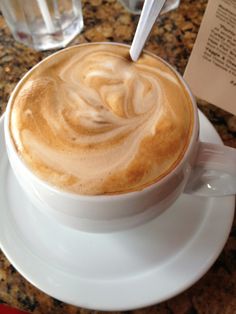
[0,0,235,313]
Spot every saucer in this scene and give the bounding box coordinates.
[0,112,234,311]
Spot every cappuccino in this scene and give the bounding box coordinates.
[10,44,193,195]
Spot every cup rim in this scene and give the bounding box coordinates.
[4,42,199,201]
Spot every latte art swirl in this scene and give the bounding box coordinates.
[10,44,193,195]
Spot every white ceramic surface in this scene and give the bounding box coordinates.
[3,43,199,233]
[0,112,234,311]
[4,43,236,233]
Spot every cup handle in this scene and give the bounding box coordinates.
[184,142,236,196]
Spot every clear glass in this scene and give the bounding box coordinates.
[118,0,180,15]
[0,0,84,51]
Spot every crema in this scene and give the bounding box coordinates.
[10,44,193,195]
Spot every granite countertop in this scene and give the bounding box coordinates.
[0,0,235,313]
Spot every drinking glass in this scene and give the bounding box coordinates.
[0,0,84,51]
[118,0,180,15]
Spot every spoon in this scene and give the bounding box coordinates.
[130,0,167,62]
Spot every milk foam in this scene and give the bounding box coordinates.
[10,44,193,195]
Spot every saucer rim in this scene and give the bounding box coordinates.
[0,112,235,311]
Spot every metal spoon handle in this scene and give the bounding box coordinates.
[130,0,166,62]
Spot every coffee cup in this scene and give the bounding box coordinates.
[4,43,236,232]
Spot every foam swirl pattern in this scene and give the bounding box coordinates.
[10,44,193,195]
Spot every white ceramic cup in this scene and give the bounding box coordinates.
[4,43,236,232]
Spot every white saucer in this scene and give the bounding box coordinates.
[0,112,235,311]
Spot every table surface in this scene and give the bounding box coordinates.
[0,0,235,313]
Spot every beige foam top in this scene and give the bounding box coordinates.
[10,44,193,195]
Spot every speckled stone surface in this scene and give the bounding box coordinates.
[0,0,235,313]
